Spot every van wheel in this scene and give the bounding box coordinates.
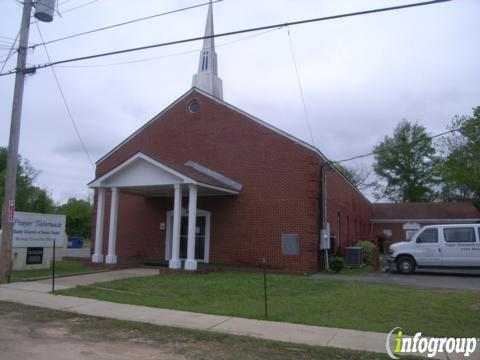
[396,256,416,274]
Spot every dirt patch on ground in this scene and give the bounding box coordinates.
[0,301,396,360]
[471,303,480,310]
[0,318,185,360]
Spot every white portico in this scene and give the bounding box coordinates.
[87,1,238,270]
[88,152,241,270]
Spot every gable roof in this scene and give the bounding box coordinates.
[96,87,327,165]
[95,87,370,203]
[89,152,240,194]
[371,202,480,222]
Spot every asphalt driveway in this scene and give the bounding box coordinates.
[310,269,480,291]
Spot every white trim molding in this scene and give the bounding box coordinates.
[89,152,190,188]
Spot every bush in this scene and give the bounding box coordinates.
[355,240,376,265]
[330,256,344,273]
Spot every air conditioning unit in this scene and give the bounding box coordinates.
[344,247,364,267]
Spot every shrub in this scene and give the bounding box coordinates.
[355,240,376,265]
[330,256,344,273]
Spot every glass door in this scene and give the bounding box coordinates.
[179,216,206,260]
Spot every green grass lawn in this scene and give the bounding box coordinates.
[58,271,480,338]
[11,260,104,281]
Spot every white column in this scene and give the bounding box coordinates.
[106,187,119,264]
[91,188,105,263]
[169,184,182,269]
[185,184,198,271]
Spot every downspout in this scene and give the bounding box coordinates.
[320,161,331,270]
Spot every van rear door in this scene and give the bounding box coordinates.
[441,226,479,267]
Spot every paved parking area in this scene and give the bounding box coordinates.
[310,270,480,291]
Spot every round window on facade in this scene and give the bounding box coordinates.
[188,99,200,113]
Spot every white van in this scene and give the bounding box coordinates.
[387,224,480,274]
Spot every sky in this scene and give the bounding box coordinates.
[0,0,479,204]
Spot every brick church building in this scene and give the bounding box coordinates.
[88,3,479,272]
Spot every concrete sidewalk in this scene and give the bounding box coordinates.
[0,269,466,359]
[4,268,160,293]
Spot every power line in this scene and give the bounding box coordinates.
[55,27,280,68]
[0,31,19,74]
[60,0,98,14]
[29,0,223,49]
[286,27,315,147]
[334,122,478,164]
[58,0,80,6]
[0,35,19,50]
[0,35,17,41]
[1,0,451,77]
[35,23,95,169]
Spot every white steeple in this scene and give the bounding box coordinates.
[192,0,223,99]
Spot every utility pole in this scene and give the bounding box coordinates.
[0,1,34,283]
[0,0,56,283]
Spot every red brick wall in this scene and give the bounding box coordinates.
[91,90,371,271]
[325,170,372,254]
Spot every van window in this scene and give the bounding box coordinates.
[416,228,438,243]
[443,227,476,243]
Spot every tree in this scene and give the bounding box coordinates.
[56,198,92,238]
[0,147,55,227]
[335,164,374,191]
[439,107,480,207]
[373,120,439,202]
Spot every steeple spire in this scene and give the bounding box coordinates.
[192,0,223,99]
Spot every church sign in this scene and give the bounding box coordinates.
[13,212,66,248]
